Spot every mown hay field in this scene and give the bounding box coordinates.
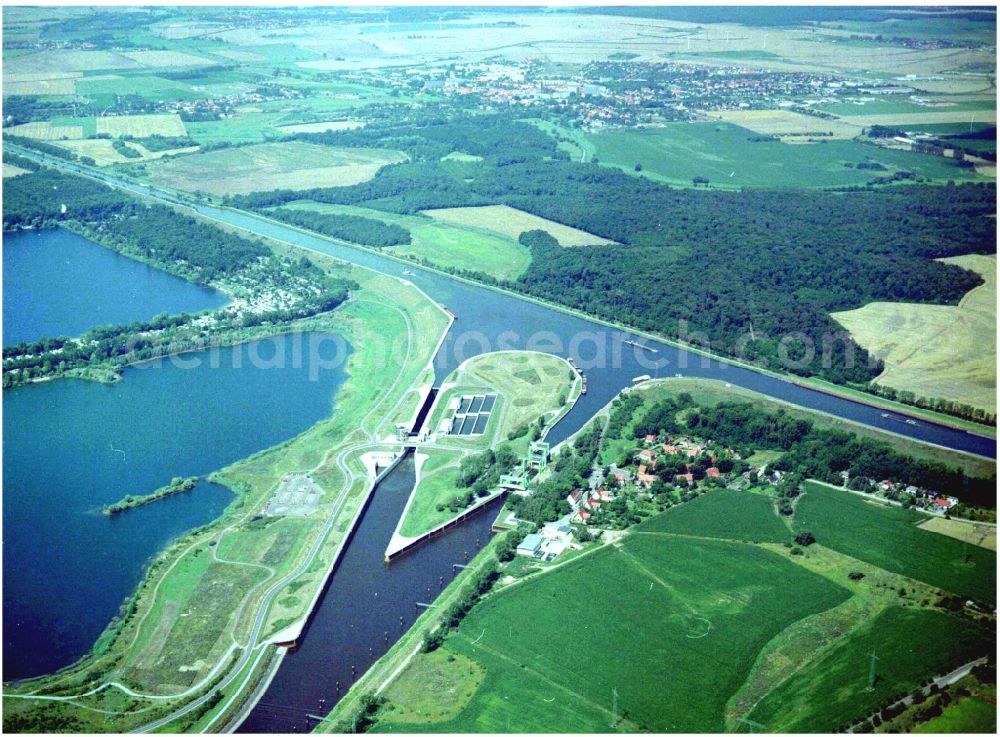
[918,516,997,551]
[422,204,616,246]
[53,138,199,166]
[95,113,188,138]
[714,108,863,140]
[832,254,996,414]
[145,141,406,196]
[4,120,84,140]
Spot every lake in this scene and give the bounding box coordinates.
[3,333,351,679]
[2,227,228,347]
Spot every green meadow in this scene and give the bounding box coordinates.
[795,482,996,605]
[635,487,791,543]
[274,201,532,281]
[586,123,982,188]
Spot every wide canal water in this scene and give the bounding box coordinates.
[3,227,227,346]
[238,453,501,733]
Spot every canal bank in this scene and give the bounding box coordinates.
[9,146,995,458]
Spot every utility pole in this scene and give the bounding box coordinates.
[610,687,618,729]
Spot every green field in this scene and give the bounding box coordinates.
[795,482,997,605]
[143,141,406,196]
[587,122,984,188]
[747,606,994,732]
[395,351,576,539]
[378,535,850,732]
[635,487,791,543]
[275,201,532,281]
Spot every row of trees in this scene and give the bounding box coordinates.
[687,401,996,507]
[269,207,411,248]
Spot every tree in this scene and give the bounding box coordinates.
[794,531,816,547]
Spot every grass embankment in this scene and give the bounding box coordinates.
[1,261,449,732]
[396,351,578,539]
[102,476,198,515]
[270,200,532,281]
[832,253,997,419]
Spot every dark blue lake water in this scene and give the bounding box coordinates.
[3,334,351,678]
[2,227,228,346]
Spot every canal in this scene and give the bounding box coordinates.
[236,453,501,733]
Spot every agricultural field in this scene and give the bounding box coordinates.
[422,205,616,246]
[635,487,791,543]
[713,108,864,140]
[586,123,985,188]
[918,517,997,551]
[377,535,852,732]
[275,120,365,134]
[794,482,996,605]
[832,254,996,415]
[95,113,188,138]
[746,606,993,732]
[392,351,577,541]
[53,139,198,167]
[2,163,31,178]
[142,141,407,196]
[272,201,532,281]
[2,73,79,96]
[4,121,84,140]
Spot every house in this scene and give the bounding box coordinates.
[644,433,658,444]
[595,488,612,502]
[933,496,959,511]
[566,489,583,509]
[638,472,657,488]
[516,533,543,557]
[662,444,679,454]
[675,473,694,484]
[639,448,656,462]
[706,467,721,479]
[577,508,592,523]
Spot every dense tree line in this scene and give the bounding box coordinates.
[2,168,131,228]
[3,169,270,281]
[686,401,996,506]
[269,207,411,248]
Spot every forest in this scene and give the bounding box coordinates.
[269,207,410,248]
[3,168,269,282]
[228,115,994,384]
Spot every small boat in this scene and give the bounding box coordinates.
[881,413,891,418]
[905,419,918,426]
[623,339,659,354]
[403,269,414,276]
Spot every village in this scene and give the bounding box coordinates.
[510,427,964,565]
